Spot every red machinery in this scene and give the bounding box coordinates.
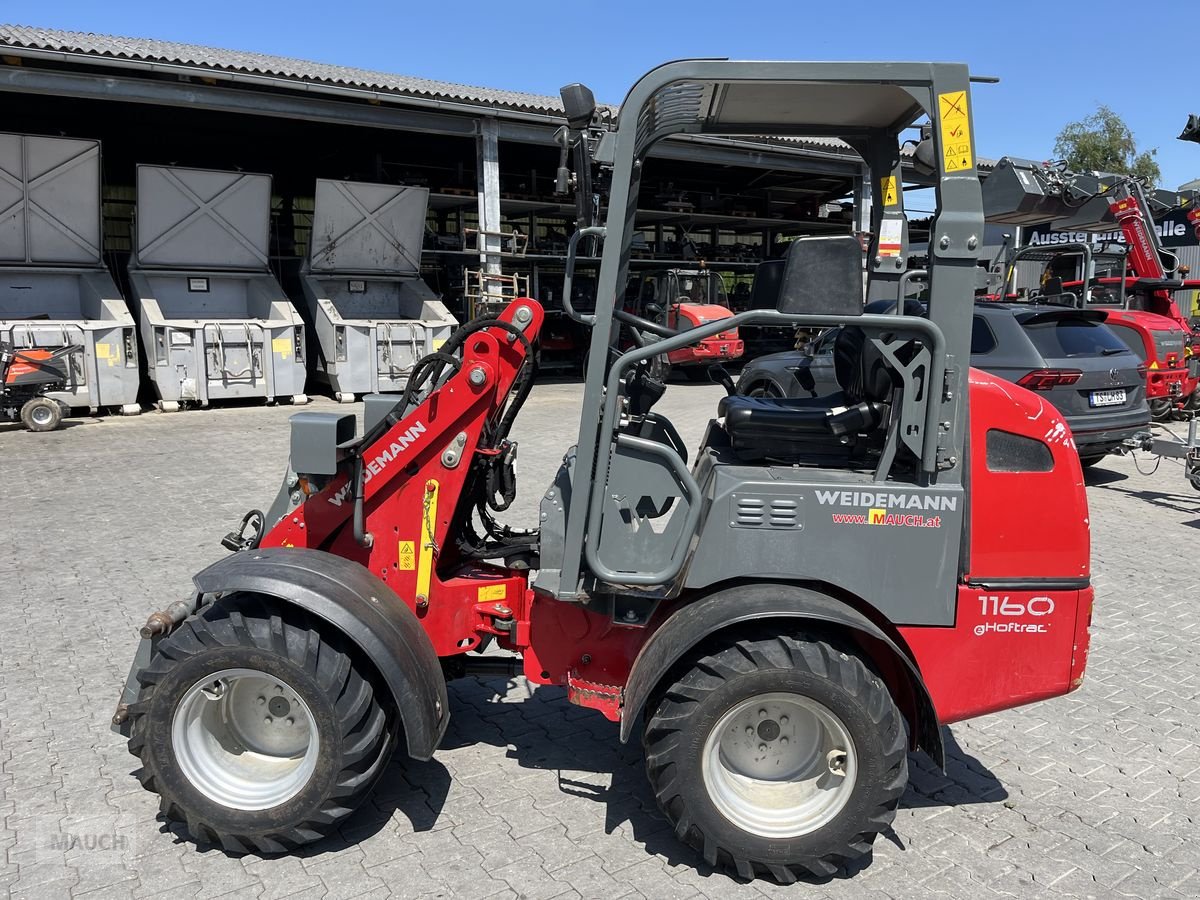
[624,267,743,378]
[983,158,1198,418]
[1,342,78,431]
[114,61,1093,882]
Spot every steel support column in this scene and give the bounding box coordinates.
[476,118,502,292]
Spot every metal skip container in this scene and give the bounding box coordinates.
[127,165,308,410]
[300,179,456,401]
[0,133,140,414]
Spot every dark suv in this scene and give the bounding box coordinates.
[738,302,1150,465]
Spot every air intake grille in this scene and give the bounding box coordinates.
[732,494,801,529]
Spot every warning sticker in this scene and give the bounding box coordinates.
[398,540,416,570]
[477,584,507,603]
[881,176,899,207]
[877,217,903,257]
[272,337,292,359]
[937,91,973,173]
[95,342,118,366]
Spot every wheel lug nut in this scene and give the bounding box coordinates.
[758,743,767,752]
[286,717,294,726]
[781,736,789,745]
[257,696,266,705]
[745,726,754,736]
[779,715,788,725]
[758,709,767,718]
[264,716,273,725]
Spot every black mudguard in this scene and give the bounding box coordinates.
[620,583,944,768]
[193,547,448,761]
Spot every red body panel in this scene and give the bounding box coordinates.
[666,303,743,366]
[900,585,1092,723]
[899,369,1092,722]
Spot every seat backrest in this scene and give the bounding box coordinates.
[776,235,864,316]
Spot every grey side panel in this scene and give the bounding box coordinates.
[619,583,943,766]
[192,547,448,760]
[309,180,428,274]
[686,463,962,626]
[0,132,101,265]
[136,166,271,269]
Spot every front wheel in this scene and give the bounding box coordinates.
[643,633,907,882]
[128,595,396,853]
[21,396,63,431]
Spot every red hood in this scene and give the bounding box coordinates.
[1098,309,1188,332]
[675,303,735,326]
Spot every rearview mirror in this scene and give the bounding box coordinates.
[559,83,597,130]
[912,124,936,177]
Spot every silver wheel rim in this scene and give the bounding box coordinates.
[701,692,857,838]
[171,668,320,811]
[30,404,53,426]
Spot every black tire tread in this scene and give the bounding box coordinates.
[127,594,394,854]
[20,396,62,432]
[643,633,908,882]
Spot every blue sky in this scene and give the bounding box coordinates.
[7,1,1199,188]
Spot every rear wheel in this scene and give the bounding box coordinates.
[128,595,396,853]
[20,396,62,432]
[1150,398,1174,421]
[643,633,907,882]
[745,381,784,399]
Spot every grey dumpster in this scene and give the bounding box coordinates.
[127,165,308,410]
[300,179,455,401]
[0,133,140,415]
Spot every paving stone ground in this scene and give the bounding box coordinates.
[1,381,1197,899]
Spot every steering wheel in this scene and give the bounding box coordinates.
[614,307,678,339]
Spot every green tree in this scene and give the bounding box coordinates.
[1053,105,1161,185]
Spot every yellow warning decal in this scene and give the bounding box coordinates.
[1149,360,1159,370]
[477,584,507,603]
[432,338,447,350]
[398,540,416,570]
[881,176,899,207]
[272,337,292,359]
[95,342,114,359]
[937,91,973,173]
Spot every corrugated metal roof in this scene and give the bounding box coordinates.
[0,24,567,115]
[0,25,995,169]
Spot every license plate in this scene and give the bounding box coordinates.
[1089,389,1126,407]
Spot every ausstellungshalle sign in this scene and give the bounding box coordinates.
[1021,209,1196,249]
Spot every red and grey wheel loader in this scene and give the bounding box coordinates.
[1,341,78,431]
[113,60,1094,882]
[624,267,743,379]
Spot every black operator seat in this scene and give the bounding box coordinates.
[719,236,891,460]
